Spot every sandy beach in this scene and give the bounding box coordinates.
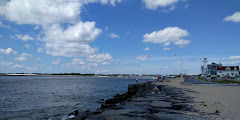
[162,78,240,120]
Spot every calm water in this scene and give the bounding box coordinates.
[0,76,148,120]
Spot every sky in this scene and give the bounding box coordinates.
[0,0,240,74]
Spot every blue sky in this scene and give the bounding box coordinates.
[0,0,239,74]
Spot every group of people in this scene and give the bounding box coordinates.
[135,76,163,95]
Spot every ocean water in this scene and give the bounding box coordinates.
[0,76,148,120]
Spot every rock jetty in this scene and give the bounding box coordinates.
[68,82,212,120]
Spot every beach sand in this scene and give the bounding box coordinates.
[162,78,240,120]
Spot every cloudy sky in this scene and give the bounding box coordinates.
[0,0,239,74]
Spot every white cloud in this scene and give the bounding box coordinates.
[24,44,30,49]
[162,42,170,46]
[43,21,101,57]
[15,34,34,41]
[174,39,191,47]
[13,64,24,69]
[0,61,13,67]
[105,26,108,31]
[86,53,113,65]
[12,64,38,71]
[143,0,179,10]
[184,4,189,8]
[0,0,82,25]
[35,57,40,60]
[144,47,150,51]
[0,20,10,28]
[37,47,43,53]
[15,53,33,61]
[52,58,61,65]
[34,26,40,30]
[0,48,17,54]
[135,55,148,61]
[229,56,240,60]
[169,5,175,11]
[108,33,120,39]
[116,58,120,61]
[96,70,108,73]
[143,27,191,47]
[224,12,240,23]
[81,0,121,6]
[0,0,121,25]
[72,58,86,65]
[163,47,171,50]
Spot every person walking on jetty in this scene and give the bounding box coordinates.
[136,77,138,84]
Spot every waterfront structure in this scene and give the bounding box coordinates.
[201,59,239,78]
[217,65,239,77]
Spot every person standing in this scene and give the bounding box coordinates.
[136,77,138,84]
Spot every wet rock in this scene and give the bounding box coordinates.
[105,98,118,105]
[87,114,148,120]
[96,99,104,103]
[147,113,207,120]
[101,109,136,115]
[150,101,172,108]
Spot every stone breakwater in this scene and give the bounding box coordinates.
[68,82,214,120]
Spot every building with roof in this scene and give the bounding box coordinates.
[217,65,239,77]
[202,62,239,78]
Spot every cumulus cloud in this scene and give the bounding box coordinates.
[143,0,179,10]
[0,20,10,28]
[52,58,61,65]
[144,47,150,51]
[135,55,148,61]
[169,5,175,11]
[64,58,99,71]
[0,61,13,67]
[108,33,120,39]
[229,56,240,60]
[174,39,191,47]
[15,53,33,61]
[81,0,121,6]
[15,34,34,41]
[184,4,190,8]
[86,53,113,65]
[24,44,30,49]
[0,0,82,25]
[13,64,38,71]
[13,64,24,69]
[71,58,86,65]
[0,0,121,25]
[37,47,43,53]
[163,47,171,50]
[143,27,191,47]
[224,12,240,23]
[43,21,101,57]
[0,48,17,54]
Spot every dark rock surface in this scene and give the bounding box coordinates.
[67,82,214,120]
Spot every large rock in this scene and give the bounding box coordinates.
[147,113,207,120]
[87,114,148,120]
[150,101,172,108]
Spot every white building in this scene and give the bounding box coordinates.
[217,66,239,78]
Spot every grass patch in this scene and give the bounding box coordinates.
[198,78,209,82]
[212,80,240,84]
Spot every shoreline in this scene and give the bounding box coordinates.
[68,79,215,120]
